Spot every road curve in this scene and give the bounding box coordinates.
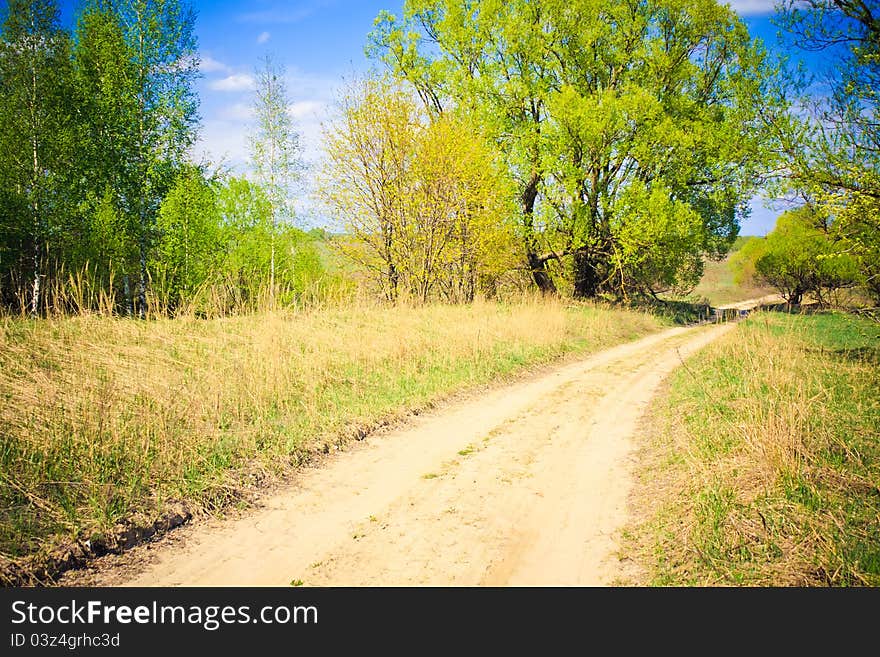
[78,322,735,586]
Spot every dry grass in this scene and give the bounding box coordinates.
[0,296,664,567]
[625,311,880,586]
[684,256,774,307]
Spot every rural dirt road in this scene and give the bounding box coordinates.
[72,320,736,587]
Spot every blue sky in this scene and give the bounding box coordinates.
[55,0,807,235]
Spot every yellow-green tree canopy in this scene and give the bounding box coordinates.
[732,207,861,305]
[317,77,517,303]
[370,0,784,298]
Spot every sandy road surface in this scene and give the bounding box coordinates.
[78,321,735,587]
[716,294,783,311]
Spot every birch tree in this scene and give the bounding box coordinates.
[115,0,200,317]
[0,0,75,314]
[249,55,302,302]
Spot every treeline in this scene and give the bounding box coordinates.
[339,0,877,305]
[361,0,778,300]
[0,0,327,317]
[2,0,877,316]
[732,208,863,306]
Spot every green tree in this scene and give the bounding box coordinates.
[370,0,781,298]
[249,55,302,301]
[773,1,880,301]
[732,208,861,305]
[72,2,140,312]
[217,176,328,311]
[115,0,200,316]
[153,165,222,311]
[216,176,274,307]
[0,0,76,314]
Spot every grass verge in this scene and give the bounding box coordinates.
[1,297,665,580]
[625,311,880,586]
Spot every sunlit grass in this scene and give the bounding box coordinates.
[0,297,665,564]
[627,312,880,586]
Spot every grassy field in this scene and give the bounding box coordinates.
[682,237,775,307]
[0,298,666,573]
[626,312,880,586]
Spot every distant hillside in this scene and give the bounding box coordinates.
[687,236,773,306]
[730,235,756,253]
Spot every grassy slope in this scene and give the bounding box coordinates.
[626,312,880,585]
[685,236,775,307]
[0,299,666,563]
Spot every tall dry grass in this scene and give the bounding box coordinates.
[0,296,664,565]
[627,311,880,586]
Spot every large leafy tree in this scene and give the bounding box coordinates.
[774,0,880,302]
[0,0,76,313]
[370,0,781,298]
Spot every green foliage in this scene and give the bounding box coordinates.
[772,1,880,303]
[70,3,140,299]
[152,170,335,314]
[0,0,77,312]
[153,166,223,308]
[0,0,202,315]
[370,0,782,298]
[731,208,861,305]
[0,0,334,317]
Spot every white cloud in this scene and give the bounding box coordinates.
[209,73,256,92]
[194,67,343,228]
[192,119,250,169]
[200,55,231,74]
[219,102,255,122]
[257,31,271,44]
[195,68,339,202]
[288,100,325,120]
[724,0,777,16]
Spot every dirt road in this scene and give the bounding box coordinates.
[716,293,783,311]
[79,322,734,587]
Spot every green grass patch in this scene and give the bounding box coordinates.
[0,299,666,569]
[627,311,880,586]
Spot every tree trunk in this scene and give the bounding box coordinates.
[572,249,607,299]
[526,251,556,294]
[123,274,133,317]
[270,223,275,307]
[137,222,147,318]
[30,241,41,316]
[30,43,40,317]
[521,173,556,295]
[383,225,398,302]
